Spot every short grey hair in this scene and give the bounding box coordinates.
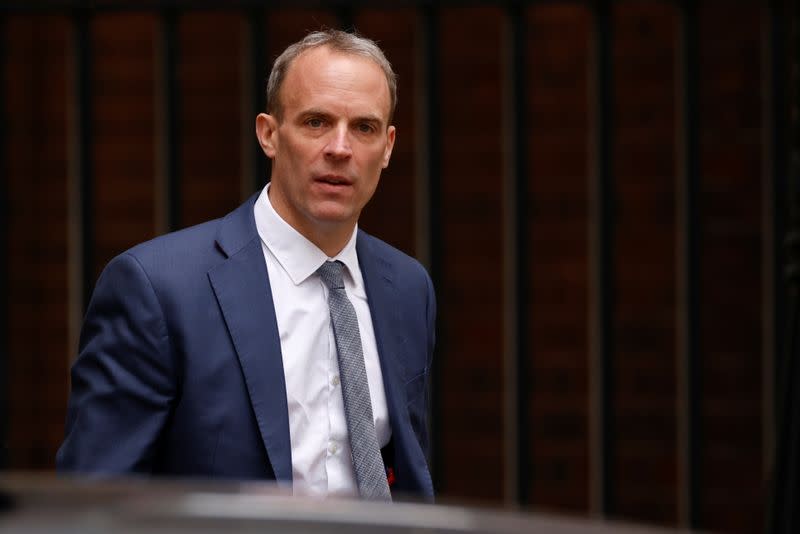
[266,29,397,123]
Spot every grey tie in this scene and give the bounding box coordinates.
[317,260,392,501]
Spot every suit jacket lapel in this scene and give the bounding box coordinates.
[357,234,410,440]
[207,196,293,483]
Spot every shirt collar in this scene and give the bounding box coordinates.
[254,183,361,286]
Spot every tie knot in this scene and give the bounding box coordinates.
[317,260,345,290]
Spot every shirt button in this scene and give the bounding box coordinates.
[331,375,340,387]
[328,442,338,455]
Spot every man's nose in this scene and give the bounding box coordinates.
[324,125,352,159]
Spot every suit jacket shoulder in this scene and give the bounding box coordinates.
[123,195,259,280]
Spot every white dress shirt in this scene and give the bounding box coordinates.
[253,183,390,497]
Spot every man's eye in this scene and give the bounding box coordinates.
[357,123,375,133]
[307,118,324,128]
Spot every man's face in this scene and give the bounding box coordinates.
[256,46,395,244]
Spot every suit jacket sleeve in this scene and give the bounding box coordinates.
[57,252,178,474]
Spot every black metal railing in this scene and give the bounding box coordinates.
[0,12,8,471]
[589,0,615,516]
[506,1,529,505]
[677,0,700,525]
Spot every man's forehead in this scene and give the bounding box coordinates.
[288,46,381,80]
[282,46,392,119]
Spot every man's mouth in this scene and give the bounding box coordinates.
[316,175,352,186]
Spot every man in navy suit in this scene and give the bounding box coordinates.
[57,29,435,500]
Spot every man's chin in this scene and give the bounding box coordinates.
[309,208,358,229]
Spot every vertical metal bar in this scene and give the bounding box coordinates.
[764,1,790,528]
[763,0,787,488]
[73,9,94,314]
[771,2,800,531]
[503,1,529,507]
[0,14,8,470]
[246,8,267,196]
[158,9,180,232]
[676,0,701,528]
[588,0,615,517]
[418,4,443,493]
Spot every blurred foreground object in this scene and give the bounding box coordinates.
[0,473,692,534]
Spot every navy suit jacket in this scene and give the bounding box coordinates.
[57,194,436,499]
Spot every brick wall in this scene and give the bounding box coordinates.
[527,3,591,514]
[91,13,157,277]
[178,11,243,227]
[6,15,70,469]
[697,2,764,531]
[611,1,679,524]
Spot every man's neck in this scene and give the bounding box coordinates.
[266,185,355,257]
[305,225,354,258]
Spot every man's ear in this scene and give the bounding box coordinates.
[256,113,279,158]
[381,125,396,169]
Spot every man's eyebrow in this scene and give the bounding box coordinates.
[296,109,387,126]
[351,115,386,128]
[298,108,333,118]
